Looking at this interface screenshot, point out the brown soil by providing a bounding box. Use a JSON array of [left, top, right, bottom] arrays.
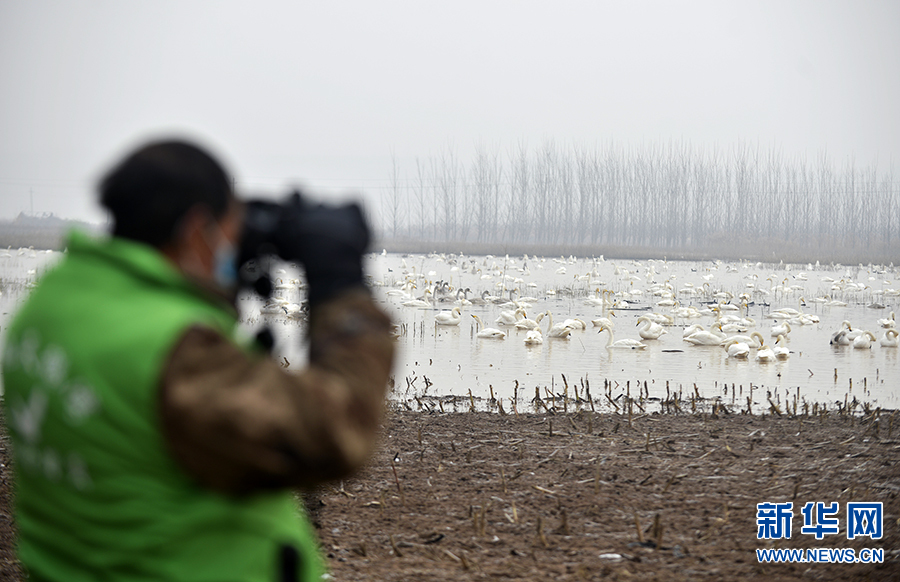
[[312, 409, 899, 581], [1, 409, 898, 581], [0, 420, 24, 582]]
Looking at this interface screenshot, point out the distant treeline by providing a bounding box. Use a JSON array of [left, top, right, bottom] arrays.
[[376, 141, 899, 264], [0, 213, 101, 251]]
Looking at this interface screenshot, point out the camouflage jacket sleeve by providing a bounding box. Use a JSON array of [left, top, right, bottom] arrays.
[[159, 290, 394, 495]]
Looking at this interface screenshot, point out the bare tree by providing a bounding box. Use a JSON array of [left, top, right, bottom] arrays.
[[408, 158, 430, 241], [383, 152, 404, 239], [384, 138, 897, 260]]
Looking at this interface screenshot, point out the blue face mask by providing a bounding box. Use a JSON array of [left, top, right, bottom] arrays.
[[213, 240, 238, 290], [200, 216, 239, 291]]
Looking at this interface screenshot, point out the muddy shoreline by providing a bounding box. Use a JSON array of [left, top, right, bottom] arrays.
[[1, 409, 898, 580]]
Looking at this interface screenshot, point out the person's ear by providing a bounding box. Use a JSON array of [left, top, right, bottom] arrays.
[[162, 205, 215, 274]]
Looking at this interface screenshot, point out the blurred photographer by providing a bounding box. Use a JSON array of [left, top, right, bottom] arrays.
[[2, 139, 394, 581]]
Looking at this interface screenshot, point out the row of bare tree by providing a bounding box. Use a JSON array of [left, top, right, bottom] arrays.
[[377, 141, 898, 260]]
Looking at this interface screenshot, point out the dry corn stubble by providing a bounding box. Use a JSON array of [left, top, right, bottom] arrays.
[[267, 408, 898, 581]]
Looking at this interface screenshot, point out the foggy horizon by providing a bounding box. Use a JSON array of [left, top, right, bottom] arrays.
[[2, 1, 899, 238]]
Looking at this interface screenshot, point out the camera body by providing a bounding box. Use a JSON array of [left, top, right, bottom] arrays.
[[238, 191, 370, 300]]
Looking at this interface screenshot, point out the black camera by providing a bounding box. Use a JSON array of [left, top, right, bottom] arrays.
[[238, 190, 371, 301]]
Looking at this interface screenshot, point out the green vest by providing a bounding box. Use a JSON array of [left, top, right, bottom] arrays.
[[2, 231, 323, 582]]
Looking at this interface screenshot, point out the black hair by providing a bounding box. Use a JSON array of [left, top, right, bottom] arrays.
[[100, 139, 233, 248]]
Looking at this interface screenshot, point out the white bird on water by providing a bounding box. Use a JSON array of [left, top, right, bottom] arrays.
[[597, 324, 647, 350], [723, 339, 750, 359], [720, 331, 766, 349], [584, 288, 606, 307], [402, 289, 433, 308], [471, 315, 506, 339], [830, 321, 853, 345], [643, 312, 674, 326], [773, 334, 790, 360], [515, 312, 545, 331], [544, 311, 576, 339], [591, 311, 616, 329], [683, 323, 706, 338], [524, 328, 543, 345], [636, 315, 667, 340], [434, 307, 462, 326], [684, 324, 725, 346], [495, 307, 526, 326], [852, 331, 877, 349], [756, 343, 776, 363], [562, 317, 588, 330], [881, 329, 899, 347], [770, 321, 792, 337]]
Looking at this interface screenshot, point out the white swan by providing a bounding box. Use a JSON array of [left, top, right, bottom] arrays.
[[434, 307, 462, 326], [852, 331, 876, 349], [260, 297, 290, 315], [471, 315, 506, 339], [773, 334, 790, 360], [386, 280, 416, 299], [584, 288, 606, 307], [524, 328, 543, 345], [724, 339, 750, 359], [684, 324, 725, 346], [454, 288, 473, 306], [830, 321, 853, 346], [680, 305, 704, 318], [495, 307, 526, 326], [636, 315, 667, 340], [846, 328, 864, 342], [878, 312, 896, 329], [402, 289, 433, 308], [750, 331, 766, 349], [881, 329, 899, 348], [562, 317, 587, 330], [719, 331, 766, 349], [796, 313, 819, 325], [683, 323, 706, 339], [720, 321, 748, 334], [597, 325, 647, 349], [769, 297, 805, 319], [515, 312, 545, 331], [756, 344, 776, 363], [717, 300, 740, 312], [591, 311, 616, 329], [770, 322, 792, 337], [643, 312, 674, 326], [767, 310, 793, 321], [544, 311, 575, 339]]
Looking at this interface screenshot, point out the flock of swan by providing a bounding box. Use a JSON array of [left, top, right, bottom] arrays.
[[371, 252, 898, 377], [422, 298, 898, 360], [2, 248, 895, 411], [142, 246, 900, 388], [225, 250, 898, 410], [223, 250, 899, 373]]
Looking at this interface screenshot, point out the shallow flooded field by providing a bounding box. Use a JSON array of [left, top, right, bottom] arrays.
[[363, 252, 899, 414], [1, 247, 897, 413]]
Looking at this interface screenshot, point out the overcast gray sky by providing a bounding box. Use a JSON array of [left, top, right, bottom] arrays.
[[1, 0, 898, 224]]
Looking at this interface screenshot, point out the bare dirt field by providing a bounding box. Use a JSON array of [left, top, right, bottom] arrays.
[[1, 408, 898, 581], [311, 409, 898, 581]]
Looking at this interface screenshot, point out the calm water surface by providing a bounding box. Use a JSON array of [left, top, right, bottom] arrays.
[[363, 252, 898, 413], [2, 248, 897, 413]]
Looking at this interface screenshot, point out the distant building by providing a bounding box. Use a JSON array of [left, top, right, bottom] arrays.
[[0, 213, 102, 250]]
